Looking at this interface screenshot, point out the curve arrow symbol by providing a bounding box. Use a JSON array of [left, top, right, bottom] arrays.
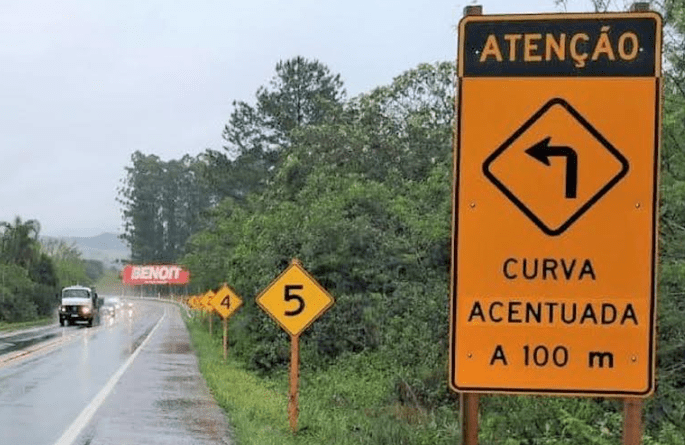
[[525, 136, 578, 199]]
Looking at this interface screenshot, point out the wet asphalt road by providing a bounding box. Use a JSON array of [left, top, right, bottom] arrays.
[[0, 325, 62, 357], [0, 300, 232, 445]]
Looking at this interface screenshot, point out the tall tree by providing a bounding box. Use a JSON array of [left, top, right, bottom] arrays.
[[118, 152, 166, 263], [224, 56, 345, 155], [118, 152, 212, 263], [41, 239, 91, 286], [277, 62, 454, 188], [0, 217, 41, 269], [202, 57, 346, 202]]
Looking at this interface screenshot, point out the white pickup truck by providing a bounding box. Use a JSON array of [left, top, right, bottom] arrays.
[[58, 285, 102, 327]]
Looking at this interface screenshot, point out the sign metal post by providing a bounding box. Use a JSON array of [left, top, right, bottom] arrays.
[[623, 397, 643, 445], [256, 259, 334, 433], [289, 333, 300, 432], [223, 318, 228, 360]]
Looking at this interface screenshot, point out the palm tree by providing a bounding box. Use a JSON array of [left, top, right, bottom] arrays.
[[0, 217, 41, 269]]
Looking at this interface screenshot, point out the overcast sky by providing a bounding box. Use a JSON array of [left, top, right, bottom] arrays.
[[0, 0, 596, 237]]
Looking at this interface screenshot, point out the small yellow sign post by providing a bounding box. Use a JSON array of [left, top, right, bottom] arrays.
[[201, 290, 215, 335], [209, 284, 243, 360], [200, 291, 213, 310], [256, 259, 335, 433]]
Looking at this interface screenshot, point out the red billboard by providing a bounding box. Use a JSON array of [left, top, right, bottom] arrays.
[[122, 265, 190, 285]]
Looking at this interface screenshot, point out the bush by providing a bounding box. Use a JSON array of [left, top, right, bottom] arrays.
[[0, 263, 40, 322]]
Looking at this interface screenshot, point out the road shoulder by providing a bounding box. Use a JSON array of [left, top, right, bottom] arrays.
[[73, 305, 233, 445]]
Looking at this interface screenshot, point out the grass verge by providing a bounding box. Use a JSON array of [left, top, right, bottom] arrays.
[[0, 316, 55, 333], [184, 315, 460, 444]]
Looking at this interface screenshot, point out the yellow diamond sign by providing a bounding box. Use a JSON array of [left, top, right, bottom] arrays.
[[209, 284, 243, 319], [483, 98, 629, 236], [201, 290, 215, 312], [256, 260, 334, 337]]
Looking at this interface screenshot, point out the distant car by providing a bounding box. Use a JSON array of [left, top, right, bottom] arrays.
[[101, 303, 116, 318], [107, 297, 123, 310]]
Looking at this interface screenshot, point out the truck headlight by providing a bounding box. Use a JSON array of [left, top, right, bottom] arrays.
[[60, 306, 66, 312]]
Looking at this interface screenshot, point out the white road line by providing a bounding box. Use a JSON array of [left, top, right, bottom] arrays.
[[53, 311, 167, 445]]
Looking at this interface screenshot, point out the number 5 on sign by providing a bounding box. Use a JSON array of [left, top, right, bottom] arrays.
[[257, 259, 334, 337], [256, 259, 335, 434]]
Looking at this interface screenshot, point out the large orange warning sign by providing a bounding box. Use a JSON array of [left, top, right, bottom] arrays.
[[450, 12, 662, 396]]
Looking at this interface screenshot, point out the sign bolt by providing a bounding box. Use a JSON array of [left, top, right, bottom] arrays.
[[469, 202, 476, 209], [631, 355, 638, 362], [635, 202, 641, 209], [467, 353, 473, 358]]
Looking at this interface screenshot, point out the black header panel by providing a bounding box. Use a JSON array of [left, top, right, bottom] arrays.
[[459, 13, 661, 77]]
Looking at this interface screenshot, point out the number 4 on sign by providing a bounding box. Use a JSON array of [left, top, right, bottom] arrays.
[[209, 284, 243, 320]]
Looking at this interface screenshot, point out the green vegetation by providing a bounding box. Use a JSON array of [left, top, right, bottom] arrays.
[[0, 317, 54, 333], [186, 314, 461, 445], [0, 217, 105, 323], [93, 267, 125, 295], [120, 3, 685, 442], [118, 153, 212, 264]]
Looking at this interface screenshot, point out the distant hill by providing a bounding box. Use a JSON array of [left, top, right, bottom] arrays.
[[43, 232, 130, 268], [67, 233, 128, 252]]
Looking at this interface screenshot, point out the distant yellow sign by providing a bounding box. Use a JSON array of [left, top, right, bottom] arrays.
[[257, 260, 334, 337], [209, 284, 243, 319], [191, 295, 201, 309], [201, 290, 215, 312]]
